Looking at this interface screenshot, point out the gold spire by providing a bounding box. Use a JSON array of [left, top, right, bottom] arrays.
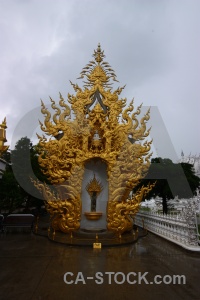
[[78, 43, 118, 87], [93, 43, 104, 63], [0, 118, 9, 155]]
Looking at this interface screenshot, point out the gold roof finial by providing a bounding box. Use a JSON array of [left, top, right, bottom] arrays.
[[78, 43, 118, 87], [0, 117, 9, 154], [94, 43, 104, 64], [0, 117, 7, 129]]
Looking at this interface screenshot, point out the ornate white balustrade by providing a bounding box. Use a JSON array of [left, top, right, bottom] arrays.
[[134, 198, 200, 251]]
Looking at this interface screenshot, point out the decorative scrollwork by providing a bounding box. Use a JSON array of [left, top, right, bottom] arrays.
[[36, 44, 153, 234]]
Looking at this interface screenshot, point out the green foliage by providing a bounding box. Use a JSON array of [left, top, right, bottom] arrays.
[[0, 164, 23, 213], [0, 137, 49, 214], [181, 163, 200, 194], [140, 207, 151, 212], [133, 157, 200, 214]]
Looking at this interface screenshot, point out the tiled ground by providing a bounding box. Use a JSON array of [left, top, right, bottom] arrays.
[[0, 231, 200, 300]]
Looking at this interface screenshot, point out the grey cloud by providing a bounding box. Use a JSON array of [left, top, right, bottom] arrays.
[[0, 0, 199, 158]]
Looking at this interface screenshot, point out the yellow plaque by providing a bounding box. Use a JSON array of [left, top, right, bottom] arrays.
[[93, 242, 102, 249]]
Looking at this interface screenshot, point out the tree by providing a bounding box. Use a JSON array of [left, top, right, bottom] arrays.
[[133, 157, 200, 214], [11, 137, 50, 212], [0, 137, 49, 214], [0, 154, 23, 213], [180, 163, 200, 194]]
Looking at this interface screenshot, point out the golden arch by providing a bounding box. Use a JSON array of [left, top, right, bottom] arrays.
[[35, 44, 154, 235]]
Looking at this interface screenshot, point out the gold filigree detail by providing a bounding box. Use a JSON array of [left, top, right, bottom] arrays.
[[86, 174, 103, 198], [107, 182, 156, 234], [36, 44, 153, 234], [32, 165, 83, 233], [78, 43, 118, 88]]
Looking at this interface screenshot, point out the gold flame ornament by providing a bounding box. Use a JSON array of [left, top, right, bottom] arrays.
[[35, 44, 154, 235], [86, 174, 103, 212], [86, 175, 103, 198]]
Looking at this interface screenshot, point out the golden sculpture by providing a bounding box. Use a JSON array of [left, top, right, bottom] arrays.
[[86, 175, 103, 207], [35, 44, 154, 235], [85, 174, 103, 220], [0, 118, 9, 155]]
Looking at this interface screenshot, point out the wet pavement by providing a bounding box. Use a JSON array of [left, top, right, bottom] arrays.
[[0, 231, 200, 300]]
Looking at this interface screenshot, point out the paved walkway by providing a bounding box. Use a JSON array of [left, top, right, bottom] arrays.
[[0, 231, 200, 300]]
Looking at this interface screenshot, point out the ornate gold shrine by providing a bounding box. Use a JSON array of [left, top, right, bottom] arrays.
[[35, 44, 154, 236]]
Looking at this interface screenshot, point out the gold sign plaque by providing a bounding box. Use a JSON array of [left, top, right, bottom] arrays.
[[93, 242, 102, 249]]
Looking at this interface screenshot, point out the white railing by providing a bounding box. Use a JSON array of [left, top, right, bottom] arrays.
[[134, 198, 200, 251]]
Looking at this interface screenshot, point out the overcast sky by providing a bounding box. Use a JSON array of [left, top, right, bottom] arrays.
[[0, 0, 199, 161]]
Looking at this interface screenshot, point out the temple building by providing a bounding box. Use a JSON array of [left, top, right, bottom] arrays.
[[180, 151, 200, 178]]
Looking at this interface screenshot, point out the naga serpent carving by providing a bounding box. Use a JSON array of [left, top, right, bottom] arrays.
[[35, 44, 154, 235]]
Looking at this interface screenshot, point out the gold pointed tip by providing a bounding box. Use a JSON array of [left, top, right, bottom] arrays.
[[97, 43, 101, 52], [1, 117, 7, 128]]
